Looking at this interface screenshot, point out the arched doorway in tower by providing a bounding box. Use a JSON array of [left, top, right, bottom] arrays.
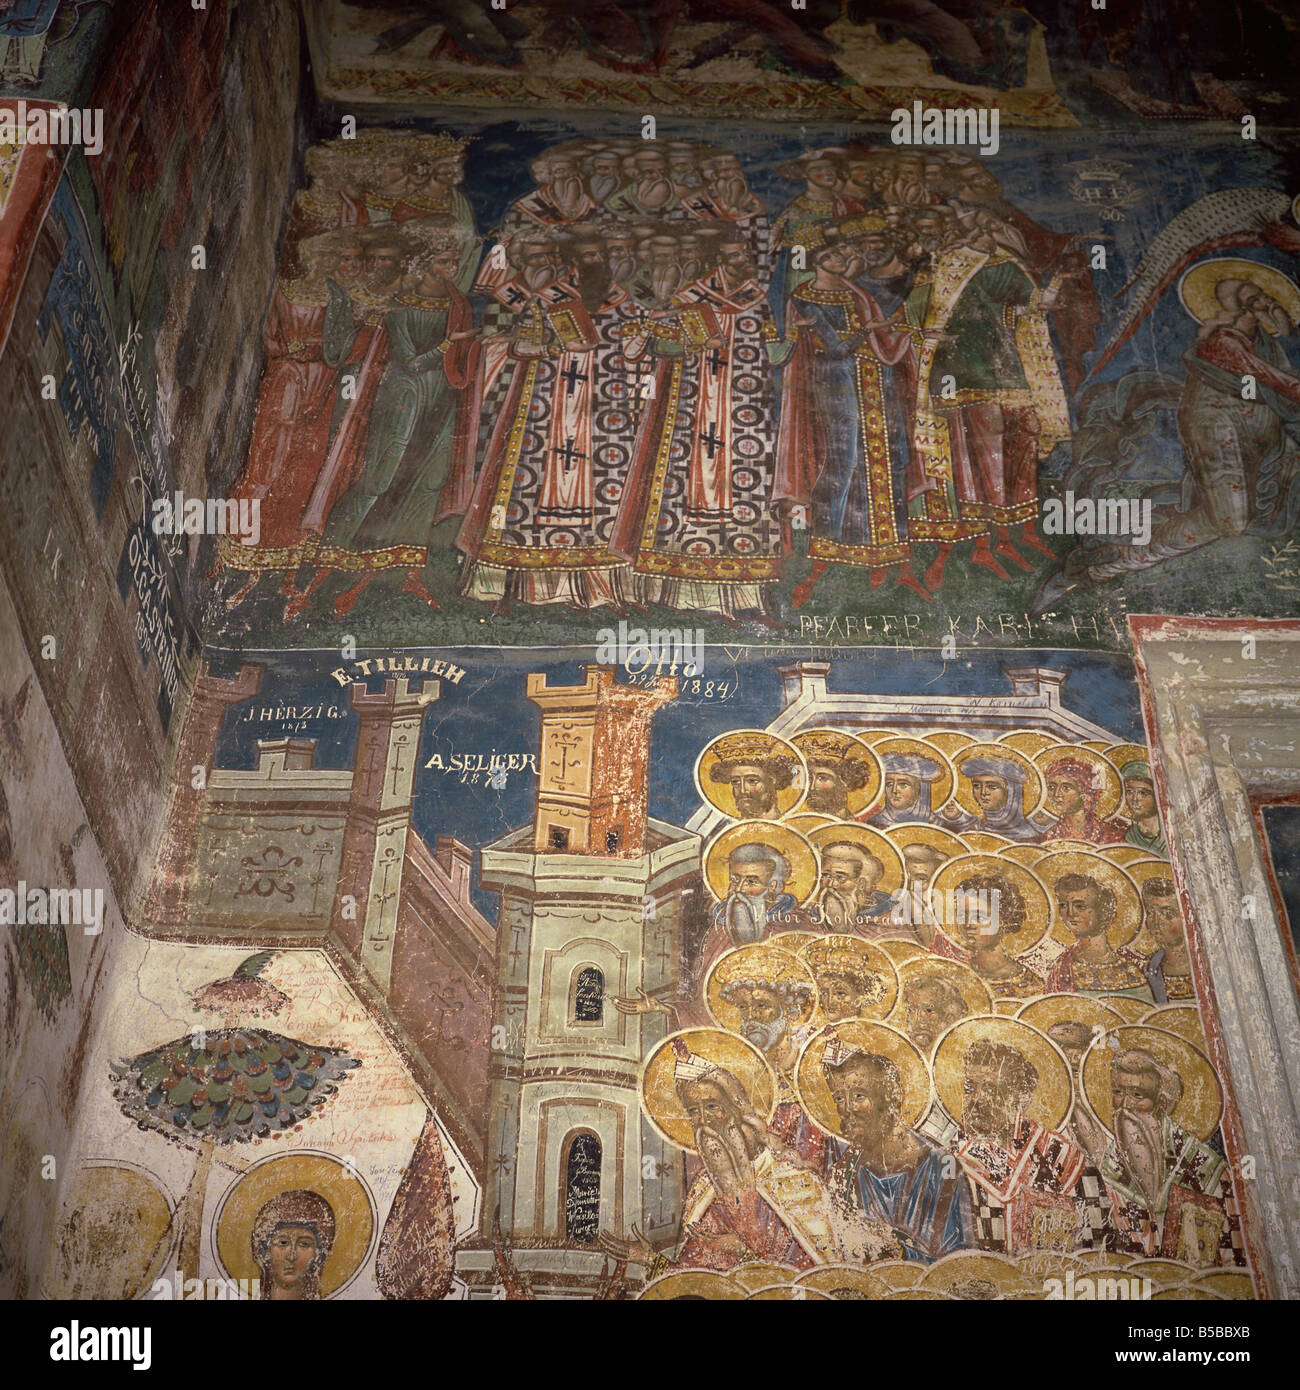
[[562, 1130, 601, 1244]]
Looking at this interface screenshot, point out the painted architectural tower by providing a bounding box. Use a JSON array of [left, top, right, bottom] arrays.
[[456, 666, 700, 1298]]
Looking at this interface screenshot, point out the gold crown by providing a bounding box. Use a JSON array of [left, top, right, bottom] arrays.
[[713, 946, 808, 992], [711, 733, 782, 765], [797, 731, 864, 763], [802, 940, 872, 976]]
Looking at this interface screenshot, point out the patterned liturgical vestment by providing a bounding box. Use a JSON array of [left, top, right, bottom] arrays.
[[611, 268, 783, 618]]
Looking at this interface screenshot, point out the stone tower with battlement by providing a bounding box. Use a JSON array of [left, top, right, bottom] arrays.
[[456, 665, 700, 1298]]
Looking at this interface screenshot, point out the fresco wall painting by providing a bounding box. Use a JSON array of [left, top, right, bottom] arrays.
[[1, 0, 1300, 1312]]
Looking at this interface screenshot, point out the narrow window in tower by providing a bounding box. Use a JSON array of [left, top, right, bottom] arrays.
[[564, 1132, 602, 1244], [573, 966, 604, 1023], [605, 826, 622, 853], [549, 825, 570, 851]]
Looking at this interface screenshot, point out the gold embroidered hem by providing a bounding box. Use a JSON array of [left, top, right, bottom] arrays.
[[633, 550, 783, 583], [478, 542, 627, 572], [215, 533, 322, 572]]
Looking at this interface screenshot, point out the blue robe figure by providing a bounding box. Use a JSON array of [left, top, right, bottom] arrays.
[[829, 1131, 973, 1263]]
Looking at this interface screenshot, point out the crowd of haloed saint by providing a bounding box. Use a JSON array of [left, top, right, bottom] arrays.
[[210, 128, 1098, 628], [621, 724, 1250, 1299]]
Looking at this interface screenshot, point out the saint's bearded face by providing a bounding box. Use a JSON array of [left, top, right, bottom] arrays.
[[363, 246, 404, 290], [815, 971, 864, 1023], [1113, 1066, 1161, 1120], [518, 243, 560, 289], [826, 1058, 897, 1150], [904, 981, 964, 1051], [963, 1060, 1021, 1141], [728, 765, 777, 818], [727, 984, 791, 1055], [726, 857, 775, 903], [806, 765, 849, 817], [681, 1079, 758, 1196]]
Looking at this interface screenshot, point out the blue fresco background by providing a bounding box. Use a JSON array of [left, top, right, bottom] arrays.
[[207, 642, 1142, 918]]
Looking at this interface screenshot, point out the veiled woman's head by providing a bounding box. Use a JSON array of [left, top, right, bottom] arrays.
[[253, 1189, 336, 1300]]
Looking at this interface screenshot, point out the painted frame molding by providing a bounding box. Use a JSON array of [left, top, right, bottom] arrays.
[[1130, 616, 1300, 1300]]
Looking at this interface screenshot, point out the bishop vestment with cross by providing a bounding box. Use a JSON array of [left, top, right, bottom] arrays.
[[456, 265, 642, 611], [610, 242, 785, 620]]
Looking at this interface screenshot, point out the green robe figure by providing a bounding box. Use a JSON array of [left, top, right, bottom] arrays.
[[295, 226, 480, 616], [903, 234, 1070, 591]]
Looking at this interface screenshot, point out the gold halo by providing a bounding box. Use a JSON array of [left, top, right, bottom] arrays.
[[1150, 1284, 1225, 1301], [873, 937, 927, 965], [809, 822, 905, 894], [931, 853, 1052, 956], [1179, 256, 1300, 331], [873, 1259, 924, 1288], [1035, 849, 1142, 950], [706, 945, 818, 1033], [214, 1151, 375, 1298], [882, 1287, 946, 1299], [1102, 844, 1150, 866], [933, 1015, 1073, 1132], [1016, 993, 1127, 1051], [926, 731, 975, 759], [747, 1284, 832, 1300], [1108, 743, 1151, 775], [1193, 1270, 1255, 1299], [1096, 994, 1150, 1022], [1140, 1004, 1207, 1052], [1019, 1248, 1085, 1282], [791, 728, 882, 816], [1073, 1249, 1130, 1269], [1082, 1025, 1223, 1141], [730, 1261, 801, 1291], [1035, 743, 1124, 821], [889, 957, 994, 1054], [1000, 844, 1048, 868], [883, 823, 969, 878], [639, 1269, 745, 1300], [855, 728, 900, 745], [795, 1264, 904, 1299], [1124, 856, 1182, 956], [694, 728, 807, 820], [1126, 1257, 1200, 1286], [641, 1028, 777, 1153], [1081, 740, 1111, 753], [43, 1163, 175, 1300], [783, 812, 836, 837], [920, 1249, 1036, 1297], [952, 743, 1045, 818], [962, 830, 1014, 853], [702, 821, 820, 907], [795, 1021, 931, 1137], [999, 729, 1059, 758], [797, 935, 900, 1021], [1042, 838, 1105, 853], [869, 736, 956, 814]]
